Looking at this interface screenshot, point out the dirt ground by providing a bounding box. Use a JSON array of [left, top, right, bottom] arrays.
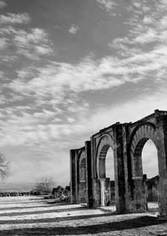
[[0, 196, 166, 235]]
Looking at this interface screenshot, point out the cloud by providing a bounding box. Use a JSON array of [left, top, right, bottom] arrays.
[[0, 13, 30, 24], [0, 80, 165, 184], [14, 28, 52, 58], [80, 87, 167, 133], [0, 81, 167, 149], [15, 28, 48, 44], [108, 0, 167, 80], [132, 2, 142, 9], [68, 24, 79, 34], [7, 6, 167, 123], [0, 0, 167, 184], [134, 28, 158, 44], [9, 56, 143, 110], [0, 10, 51, 59], [0, 37, 8, 49], [96, 0, 116, 12], [0, 97, 89, 147], [0, 25, 52, 59], [8, 37, 167, 108], [1, 0, 167, 150]]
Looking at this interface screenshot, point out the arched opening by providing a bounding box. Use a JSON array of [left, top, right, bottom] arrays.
[[106, 148, 114, 180], [105, 147, 115, 209], [98, 146, 115, 210], [79, 156, 87, 203], [79, 158, 86, 182], [142, 139, 159, 212]]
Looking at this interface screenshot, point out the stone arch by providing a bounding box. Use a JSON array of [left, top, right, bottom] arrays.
[[70, 111, 167, 215], [78, 150, 87, 203], [96, 134, 115, 179], [79, 151, 86, 182], [129, 123, 159, 211], [95, 134, 116, 207], [130, 123, 157, 178]]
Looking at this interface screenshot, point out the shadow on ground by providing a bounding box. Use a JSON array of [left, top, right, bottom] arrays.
[[0, 212, 112, 224], [0, 206, 87, 217], [1, 216, 167, 236]]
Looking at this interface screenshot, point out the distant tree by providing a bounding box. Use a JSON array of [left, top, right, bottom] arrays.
[[0, 152, 9, 180], [33, 177, 55, 195]]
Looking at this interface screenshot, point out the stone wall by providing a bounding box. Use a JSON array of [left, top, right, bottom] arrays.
[[70, 110, 167, 216]]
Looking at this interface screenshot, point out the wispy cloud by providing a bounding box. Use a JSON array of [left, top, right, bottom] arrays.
[[8, 40, 167, 107], [96, 0, 116, 12], [0, 37, 8, 49], [14, 28, 52, 58], [2, 82, 166, 147], [8, 56, 143, 111], [0, 13, 30, 24], [0, 19, 52, 59], [0, 0, 167, 184], [1, 0, 167, 148], [0, 104, 87, 147], [68, 24, 79, 35]]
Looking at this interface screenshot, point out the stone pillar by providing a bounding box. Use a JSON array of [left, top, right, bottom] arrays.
[[131, 150, 147, 212], [105, 178, 111, 205], [100, 178, 105, 206], [70, 149, 77, 203], [132, 176, 147, 212], [155, 110, 167, 216], [122, 123, 133, 212], [92, 178, 100, 207], [90, 136, 100, 208], [113, 124, 126, 213], [143, 174, 148, 211], [85, 141, 93, 208]]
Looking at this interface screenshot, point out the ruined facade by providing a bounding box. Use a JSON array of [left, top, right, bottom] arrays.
[[70, 110, 167, 216]]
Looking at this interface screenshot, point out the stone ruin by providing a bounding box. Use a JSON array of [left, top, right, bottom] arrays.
[[70, 110, 167, 216]]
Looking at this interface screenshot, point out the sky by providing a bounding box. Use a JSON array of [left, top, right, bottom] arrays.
[[0, 0, 166, 186]]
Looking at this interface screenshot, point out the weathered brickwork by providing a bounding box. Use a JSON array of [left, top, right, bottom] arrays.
[[70, 147, 87, 203], [70, 110, 167, 216]]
